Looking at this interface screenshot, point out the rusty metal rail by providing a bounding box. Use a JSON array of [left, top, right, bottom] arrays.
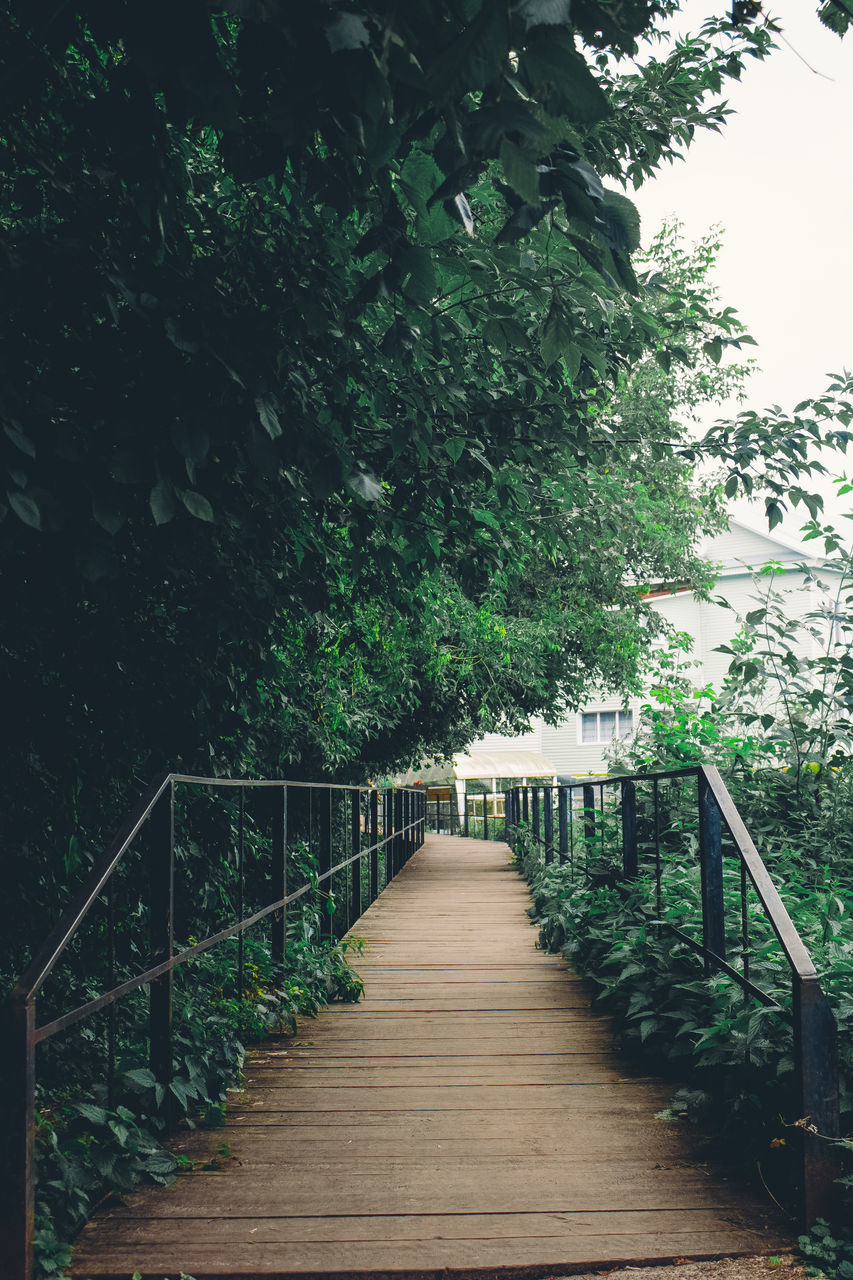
[[0, 773, 425, 1280], [506, 763, 842, 1228]]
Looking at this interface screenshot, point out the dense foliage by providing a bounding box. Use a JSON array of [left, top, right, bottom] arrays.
[[3, 4, 852, 1269], [3, 1, 852, 905], [515, 541, 853, 1234], [32, 812, 367, 1277]]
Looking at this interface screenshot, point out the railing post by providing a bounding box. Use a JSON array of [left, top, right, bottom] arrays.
[[383, 788, 391, 886], [393, 789, 403, 878], [318, 787, 333, 937], [794, 975, 842, 1226], [543, 786, 554, 863], [696, 768, 722, 967], [621, 779, 638, 878], [483, 798, 489, 841], [463, 789, 469, 837], [522, 786, 529, 826], [149, 782, 174, 1105], [582, 784, 595, 845], [350, 790, 361, 924], [698, 770, 725, 973], [405, 790, 412, 861], [558, 786, 568, 864], [0, 997, 35, 1280], [369, 789, 379, 902], [532, 787, 540, 846], [272, 785, 288, 971]]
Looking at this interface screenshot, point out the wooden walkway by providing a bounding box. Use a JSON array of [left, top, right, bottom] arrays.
[[70, 834, 788, 1279]]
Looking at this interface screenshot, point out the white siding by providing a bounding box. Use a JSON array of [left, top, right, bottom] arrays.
[[465, 521, 839, 778], [472, 725, 543, 753]]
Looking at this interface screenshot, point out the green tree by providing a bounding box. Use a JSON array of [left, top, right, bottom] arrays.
[[0, 1, 845, 937]]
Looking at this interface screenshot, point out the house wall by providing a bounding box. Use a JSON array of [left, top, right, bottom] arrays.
[[468, 519, 840, 778]]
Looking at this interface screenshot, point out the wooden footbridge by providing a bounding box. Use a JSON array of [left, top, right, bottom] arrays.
[[1, 771, 842, 1279], [71, 831, 785, 1278]]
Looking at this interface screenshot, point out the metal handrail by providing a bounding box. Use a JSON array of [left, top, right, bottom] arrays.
[[505, 763, 842, 1227], [1, 772, 427, 1280]]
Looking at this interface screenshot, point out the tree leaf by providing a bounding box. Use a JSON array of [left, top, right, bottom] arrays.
[[7, 490, 41, 530], [520, 29, 611, 123], [180, 489, 215, 521], [499, 138, 540, 205], [347, 471, 383, 502], [597, 190, 641, 253], [255, 392, 282, 439], [325, 14, 370, 53], [4, 423, 36, 458], [426, 4, 509, 103], [150, 481, 176, 525], [516, 0, 572, 28], [93, 500, 126, 535], [445, 193, 474, 235], [445, 438, 466, 464], [541, 293, 574, 368]]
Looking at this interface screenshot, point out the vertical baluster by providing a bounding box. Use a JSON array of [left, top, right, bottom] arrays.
[[463, 785, 469, 837], [582, 783, 595, 848], [653, 779, 662, 935], [107, 878, 117, 1111], [393, 790, 403, 877], [697, 770, 725, 974], [543, 786, 553, 863], [318, 787, 332, 937], [237, 786, 245, 1001], [621, 779, 637, 878], [383, 788, 390, 883], [532, 787, 540, 847], [370, 790, 379, 902], [404, 790, 410, 861], [569, 787, 575, 878], [271, 785, 287, 972], [149, 782, 174, 1112], [341, 793, 350, 934], [599, 784, 606, 864], [483, 792, 489, 841], [558, 786, 568, 865], [794, 976, 841, 1226], [740, 859, 750, 990], [351, 790, 361, 924], [0, 996, 35, 1280]]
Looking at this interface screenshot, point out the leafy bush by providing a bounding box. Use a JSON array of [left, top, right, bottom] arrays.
[[31, 882, 363, 1278], [513, 802, 853, 1217]]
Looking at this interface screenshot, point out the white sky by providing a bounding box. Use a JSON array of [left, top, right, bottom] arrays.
[[631, 1, 853, 542]]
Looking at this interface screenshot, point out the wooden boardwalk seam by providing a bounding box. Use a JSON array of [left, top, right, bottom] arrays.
[[70, 834, 789, 1279]]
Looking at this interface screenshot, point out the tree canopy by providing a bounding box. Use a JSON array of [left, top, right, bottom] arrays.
[[1, 1, 850, 890]]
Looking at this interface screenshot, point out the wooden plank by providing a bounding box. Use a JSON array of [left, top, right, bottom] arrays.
[[85, 1159, 761, 1218], [77, 1207, 771, 1246], [70, 833, 790, 1278]]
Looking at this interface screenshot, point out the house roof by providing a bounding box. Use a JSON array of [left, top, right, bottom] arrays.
[[400, 748, 557, 786], [699, 518, 826, 577]]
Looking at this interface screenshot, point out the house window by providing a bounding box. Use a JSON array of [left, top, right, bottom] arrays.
[[579, 709, 633, 743]]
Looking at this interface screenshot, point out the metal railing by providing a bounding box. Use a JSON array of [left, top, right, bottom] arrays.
[[0, 773, 425, 1280], [425, 796, 504, 839], [505, 764, 842, 1227]]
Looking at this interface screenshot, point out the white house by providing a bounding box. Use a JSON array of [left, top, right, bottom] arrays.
[[467, 519, 832, 780]]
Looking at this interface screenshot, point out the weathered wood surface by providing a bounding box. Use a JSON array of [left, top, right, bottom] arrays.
[[70, 834, 789, 1279]]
